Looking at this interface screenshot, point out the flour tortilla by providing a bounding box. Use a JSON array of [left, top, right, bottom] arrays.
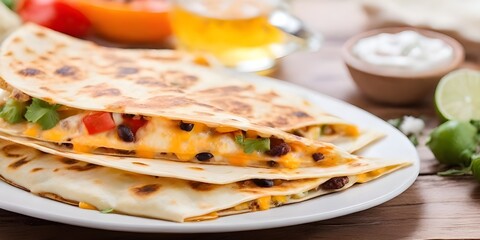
[[0, 131, 411, 184], [0, 139, 405, 222], [0, 24, 378, 168]]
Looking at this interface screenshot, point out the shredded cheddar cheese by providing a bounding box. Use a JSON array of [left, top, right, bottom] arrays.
[[257, 196, 272, 210], [42, 129, 65, 142], [279, 154, 300, 169], [78, 202, 97, 210], [23, 124, 40, 137], [215, 126, 238, 133]]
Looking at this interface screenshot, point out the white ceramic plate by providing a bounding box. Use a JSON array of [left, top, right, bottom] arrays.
[[0, 75, 420, 233]]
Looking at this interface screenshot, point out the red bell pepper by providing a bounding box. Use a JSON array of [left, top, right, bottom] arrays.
[[82, 112, 116, 135], [17, 0, 91, 38]]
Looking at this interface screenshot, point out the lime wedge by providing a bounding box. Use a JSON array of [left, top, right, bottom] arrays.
[[435, 69, 480, 121]]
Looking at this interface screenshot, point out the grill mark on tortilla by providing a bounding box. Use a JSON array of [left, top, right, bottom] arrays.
[[35, 31, 46, 38], [12, 37, 21, 43], [18, 68, 43, 77], [131, 184, 161, 197], [141, 53, 181, 61], [39, 86, 66, 94], [59, 158, 79, 165], [8, 157, 30, 169], [197, 85, 254, 95], [4, 51, 13, 57], [104, 103, 126, 112], [136, 77, 168, 87], [55, 66, 78, 77], [211, 99, 252, 115], [92, 88, 121, 98], [132, 162, 148, 166], [272, 116, 289, 126], [117, 67, 139, 77], [31, 167, 43, 172], [80, 83, 122, 98], [292, 111, 310, 118], [24, 47, 34, 54], [67, 163, 99, 171], [2, 144, 25, 158], [188, 167, 204, 171], [160, 70, 198, 88], [189, 181, 217, 192], [145, 96, 196, 109]]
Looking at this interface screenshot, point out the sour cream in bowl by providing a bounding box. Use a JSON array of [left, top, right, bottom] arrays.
[[342, 27, 464, 105]]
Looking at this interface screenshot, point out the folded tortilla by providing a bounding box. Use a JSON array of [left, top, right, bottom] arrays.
[[0, 24, 378, 169], [0, 139, 407, 222], [0, 131, 410, 184]]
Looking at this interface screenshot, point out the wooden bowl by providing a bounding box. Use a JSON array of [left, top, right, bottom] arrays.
[[342, 27, 465, 105]]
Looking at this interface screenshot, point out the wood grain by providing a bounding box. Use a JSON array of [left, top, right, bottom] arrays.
[[1, 0, 479, 239]]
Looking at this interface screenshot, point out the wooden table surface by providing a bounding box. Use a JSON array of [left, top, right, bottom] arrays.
[[2, 1, 479, 239]]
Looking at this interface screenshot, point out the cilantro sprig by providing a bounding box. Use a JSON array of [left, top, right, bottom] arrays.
[[0, 99, 27, 124], [25, 98, 61, 130], [235, 134, 270, 154]]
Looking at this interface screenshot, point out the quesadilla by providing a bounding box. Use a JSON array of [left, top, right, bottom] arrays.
[[0, 24, 374, 169], [0, 131, 410, 184], [0, 139, 407, 222]]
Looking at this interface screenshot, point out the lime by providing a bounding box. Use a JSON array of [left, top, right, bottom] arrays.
[[435, 69, 480, 122], [427, 120, 477, 166]]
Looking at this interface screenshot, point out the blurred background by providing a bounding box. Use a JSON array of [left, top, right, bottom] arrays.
[[1, 0, 477, 109]]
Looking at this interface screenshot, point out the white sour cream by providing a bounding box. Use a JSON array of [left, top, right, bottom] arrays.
[[352, 30, 453, 71]]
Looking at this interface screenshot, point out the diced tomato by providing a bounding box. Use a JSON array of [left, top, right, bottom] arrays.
[[17, 0, 91, 38], [83, 112, 116, 135], [122, 114, 147, 134]]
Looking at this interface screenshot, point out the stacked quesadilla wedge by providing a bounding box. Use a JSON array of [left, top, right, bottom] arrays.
[[0, 24, 413, 222]]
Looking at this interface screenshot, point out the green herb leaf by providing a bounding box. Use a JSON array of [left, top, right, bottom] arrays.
[[235, 134, 244, 145], [437, 167, 472, 176], [242, 138, 270, 154], [0, 99, 27, 124], [387, 117, 403, 129], [100, 208, 114, 214], [408, 134, 419, 146], [1, 0, 14, 9], [234, 133, 270, 154], [25, 98, 61, 130]]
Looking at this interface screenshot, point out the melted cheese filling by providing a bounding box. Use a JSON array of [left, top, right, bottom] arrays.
[[19, 112, 331, 169]]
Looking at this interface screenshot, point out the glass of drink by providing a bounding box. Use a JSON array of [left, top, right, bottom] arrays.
[[170, 0, 321, 73]]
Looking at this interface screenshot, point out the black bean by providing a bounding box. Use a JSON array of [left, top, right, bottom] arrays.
[[267, 160, 279, 168], [252, 179, 274, 188], [117, 124, 135, 142], [179, 121, 194, 132], [123, 114, 136, 119], [266, 138, 291, 157], [59, 142, 73, 149], [312, 153, 325, 162], [321, 176, 349, 190], [195, 152, 213, 161]]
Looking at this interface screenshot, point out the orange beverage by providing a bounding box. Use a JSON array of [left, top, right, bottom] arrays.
[[171, 0, 288, 72]]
